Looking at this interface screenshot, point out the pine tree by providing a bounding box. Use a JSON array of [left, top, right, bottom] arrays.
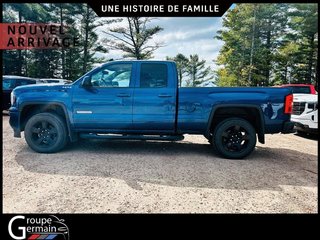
[[166, 53, 189, 87], [288, 4, 318, 86], [103, 17, 163, 59], [215, 3, 317, 87], [186, 55, 212, 87]]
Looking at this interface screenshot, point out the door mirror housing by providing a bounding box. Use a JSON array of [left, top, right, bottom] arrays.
[[102, 70, 109, 75], [81, 76, 92, 88]]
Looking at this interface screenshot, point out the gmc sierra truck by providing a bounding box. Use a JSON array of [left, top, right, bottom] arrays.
[[9, 60, 294, 159]]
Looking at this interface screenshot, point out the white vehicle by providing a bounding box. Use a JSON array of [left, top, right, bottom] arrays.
[[291, 94, 318, 134]]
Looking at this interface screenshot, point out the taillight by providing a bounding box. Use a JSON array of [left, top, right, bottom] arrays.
[[284, 94, 293, 114]]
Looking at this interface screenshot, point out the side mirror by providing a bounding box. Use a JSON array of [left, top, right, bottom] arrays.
[[102, 70, 109, 75], [81, 76, 92, 88]]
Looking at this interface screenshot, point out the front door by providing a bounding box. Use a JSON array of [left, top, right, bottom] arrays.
[[72, 63, 135, 130]]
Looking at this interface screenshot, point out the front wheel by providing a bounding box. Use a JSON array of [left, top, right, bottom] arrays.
[[24, 112, 67, 153], [296, 130, 306, 136], [213, 118, 256, 159]]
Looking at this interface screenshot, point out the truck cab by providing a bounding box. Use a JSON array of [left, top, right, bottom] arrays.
[[73, 61, 177, 132]]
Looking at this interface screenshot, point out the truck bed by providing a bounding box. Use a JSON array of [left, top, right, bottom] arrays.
[[177, 87, 291, 134]]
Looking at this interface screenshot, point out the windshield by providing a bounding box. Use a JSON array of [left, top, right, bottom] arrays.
[[288, 86, 311, 94], [3, 78, 14, 90]]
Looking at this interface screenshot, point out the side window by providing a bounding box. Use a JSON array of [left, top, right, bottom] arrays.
[[91, 63, 132, 88], [3, 79, 13, 90], [140, 63, 167, 88], [16, 79, 35, 86]]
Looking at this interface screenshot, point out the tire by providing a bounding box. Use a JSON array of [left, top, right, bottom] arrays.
[[296, 130, 306, 136], [24, 112, 67, 153], [213, 117, 256, 159]]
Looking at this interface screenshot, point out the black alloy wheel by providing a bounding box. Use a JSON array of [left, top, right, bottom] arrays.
[[30, 120, 58, 147], [213, 118, 256, 159], [24, 112, 67, 153]]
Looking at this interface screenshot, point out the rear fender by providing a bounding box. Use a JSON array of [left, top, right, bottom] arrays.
[[205, 104, 265, 144]]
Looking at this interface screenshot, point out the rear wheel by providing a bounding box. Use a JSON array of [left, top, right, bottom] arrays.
[[24, 112, 67, 153], [213, 118, 256, 159]]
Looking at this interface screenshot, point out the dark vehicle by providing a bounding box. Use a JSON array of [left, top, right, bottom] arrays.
[[278, 84, 317, 94], [2, 75, 37, 110], [9, 61, 294, 159]]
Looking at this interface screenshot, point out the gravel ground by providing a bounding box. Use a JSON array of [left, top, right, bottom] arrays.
[[3, 115, 318, 213]]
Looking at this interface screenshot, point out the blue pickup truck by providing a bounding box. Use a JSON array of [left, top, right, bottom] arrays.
[[9, 60, 294, 159]]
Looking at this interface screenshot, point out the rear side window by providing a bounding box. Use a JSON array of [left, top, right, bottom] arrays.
[[3, 78, 13, 90], [140, 63, 167, 88]]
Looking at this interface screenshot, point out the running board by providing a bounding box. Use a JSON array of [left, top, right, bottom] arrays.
[[79, 133, 184, 141]]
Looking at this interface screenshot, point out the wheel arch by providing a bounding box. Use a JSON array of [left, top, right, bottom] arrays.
[[19, 102, 76, 142], [205, 104, 265, 144]]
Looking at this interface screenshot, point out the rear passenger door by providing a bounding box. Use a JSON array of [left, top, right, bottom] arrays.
[[132, 62, 177, 133]]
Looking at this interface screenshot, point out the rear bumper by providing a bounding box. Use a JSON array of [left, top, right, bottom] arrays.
[[281, 121, 295, 134]]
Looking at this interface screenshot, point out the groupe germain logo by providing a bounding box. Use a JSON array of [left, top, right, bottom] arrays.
[[8, 215, 69, 240]]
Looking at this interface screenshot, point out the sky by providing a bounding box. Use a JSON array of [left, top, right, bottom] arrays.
[[96, 17, 225, 70]]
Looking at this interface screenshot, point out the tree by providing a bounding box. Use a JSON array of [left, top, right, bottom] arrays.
[[20, 3, 82, 79], [2, 3, 47, 76], [258, 4, 289, 86], [215, 4, 259, 86], [103, 17, 163, 59], [273, 42, 300, 85], [288, 4, 318, 86], [78, 4, 114, 73], [214, 3, 318, 87], [2, 3, 112, 80], [186, 54, 212, 87], [215, 68, 238, 87], [248, 5, 257, 85], [166, 53, 189, 87]]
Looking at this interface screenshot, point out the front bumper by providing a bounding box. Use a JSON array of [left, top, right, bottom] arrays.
[[291, 116, 318, 129], [294, 122, 318, 134], [9, 107, 21, 138], [281, 121, 295, 134]]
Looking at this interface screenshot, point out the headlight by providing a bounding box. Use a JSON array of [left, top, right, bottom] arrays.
[[308, 102, 318, 110], [10, 91, 16, 105]]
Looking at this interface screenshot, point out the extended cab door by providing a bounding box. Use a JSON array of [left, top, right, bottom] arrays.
[[132, 62, 177, 133], [72, 63, 135, 130]]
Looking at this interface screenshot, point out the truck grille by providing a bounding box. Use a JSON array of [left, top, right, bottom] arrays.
[[292, 102, 306, 115]]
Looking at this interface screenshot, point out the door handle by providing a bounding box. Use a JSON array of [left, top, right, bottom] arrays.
[[158, 94, 172, 98], [117, 93, 131, 97]]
